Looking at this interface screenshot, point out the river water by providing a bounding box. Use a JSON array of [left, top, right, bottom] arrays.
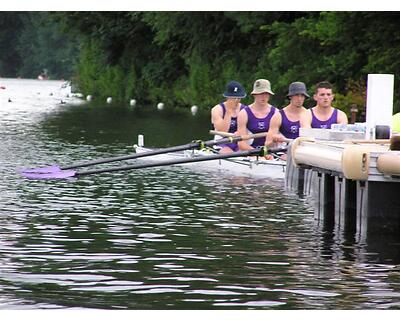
[[0, 78, 399, 310]]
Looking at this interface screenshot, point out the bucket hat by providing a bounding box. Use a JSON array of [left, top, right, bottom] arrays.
[[287, 81, 310, 98], [222, 81, 246, 98], [251, 79, 274, 95]]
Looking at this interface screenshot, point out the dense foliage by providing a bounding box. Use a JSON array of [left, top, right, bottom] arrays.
[[0, 12, 78, 79], [1, 12, 400, 113]]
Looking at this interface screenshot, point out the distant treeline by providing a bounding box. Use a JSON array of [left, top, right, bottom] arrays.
[[0, 12, 78, 80], [1, 12, 400, 113]]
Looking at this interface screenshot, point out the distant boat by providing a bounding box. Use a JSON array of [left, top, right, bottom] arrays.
[[38, 69, 49, 80], [37, 73, 49, 80]]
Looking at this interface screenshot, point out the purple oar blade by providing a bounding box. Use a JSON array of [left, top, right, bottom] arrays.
[[21, 169, 77, 180], [20, 165, 62, 174]]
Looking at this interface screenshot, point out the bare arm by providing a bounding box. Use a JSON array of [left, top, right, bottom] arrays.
[[211, 104, 231, 132], [337, 110, 349, 124], [300, 109, 312, 128], [265, 112, 282, 146], [237, 109, 253, 151]]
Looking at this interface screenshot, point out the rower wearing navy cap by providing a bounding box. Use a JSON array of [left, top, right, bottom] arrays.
[[211, 80, 247, 153]]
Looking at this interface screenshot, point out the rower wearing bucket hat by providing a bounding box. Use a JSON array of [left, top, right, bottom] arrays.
[[266, 82, 309, 148], [300, 81, 348, 129], [211, 80, 247, 153], [237, 79, 277, 158]]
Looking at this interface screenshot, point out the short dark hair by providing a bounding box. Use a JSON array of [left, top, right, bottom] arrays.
[[315, 81, 333, 92]]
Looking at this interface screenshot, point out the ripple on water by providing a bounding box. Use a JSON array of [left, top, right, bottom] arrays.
[[1, 79, 400, 309], [213, 300, 286, 307]]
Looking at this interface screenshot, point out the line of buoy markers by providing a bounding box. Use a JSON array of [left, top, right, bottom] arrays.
[[83, 95, 199, 115]]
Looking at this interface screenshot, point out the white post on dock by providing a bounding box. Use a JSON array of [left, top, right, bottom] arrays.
[[138, 134, 144, 147], [365, 74, 394, 139]]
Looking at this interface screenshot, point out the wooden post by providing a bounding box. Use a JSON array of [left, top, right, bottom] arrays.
[[350, 104, 358, 124]]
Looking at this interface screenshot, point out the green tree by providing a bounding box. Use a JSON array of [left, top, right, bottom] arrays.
[[0, 12, 26, 76], [17, 12, 79, 79], [24, 11, 400, 113]]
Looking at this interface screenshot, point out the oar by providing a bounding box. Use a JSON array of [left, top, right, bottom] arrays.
[[21, 146, 287, 180], [20, 132, 270, 175]]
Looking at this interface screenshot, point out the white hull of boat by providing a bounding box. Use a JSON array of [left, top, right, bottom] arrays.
[[133, 145, 286, 180]]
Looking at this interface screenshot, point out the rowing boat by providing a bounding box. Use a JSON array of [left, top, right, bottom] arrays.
[[133, 135, 287, 180]]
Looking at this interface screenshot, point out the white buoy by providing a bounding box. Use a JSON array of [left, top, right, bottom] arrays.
[[106, 97, 112, 104], [138, 134, 144, 147], [190, 105, 198, 116], [157, 102, 164, 110], [86, 95, 93, 102], [130, 99, 137, 107]]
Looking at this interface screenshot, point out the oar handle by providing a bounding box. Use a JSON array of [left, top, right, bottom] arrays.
[[209, 130, 236, 137], [237, 132, 268, 141]]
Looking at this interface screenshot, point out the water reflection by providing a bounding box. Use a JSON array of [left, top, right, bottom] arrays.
[[311, 211, 400, 265]]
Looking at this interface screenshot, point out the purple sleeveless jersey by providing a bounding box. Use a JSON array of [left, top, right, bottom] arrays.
[[279, 109, 300, 139], [244, 105, 276, 147], [216, 103, 246, 151], [311, 108, 338, 129]]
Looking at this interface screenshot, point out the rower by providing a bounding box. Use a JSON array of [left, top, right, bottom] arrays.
[[237, 78, 277, 159], [210, 80, 247, 154], [266, 82, 309, 160], [300, 81, 348, 129]]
